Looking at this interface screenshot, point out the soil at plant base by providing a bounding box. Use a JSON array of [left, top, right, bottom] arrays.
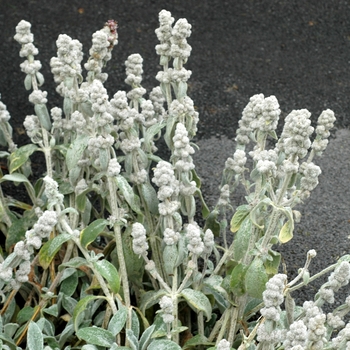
[[1, 0, 350, 308]]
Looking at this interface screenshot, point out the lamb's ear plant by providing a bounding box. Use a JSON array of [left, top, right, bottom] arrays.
[[0, 9, 349, 350]]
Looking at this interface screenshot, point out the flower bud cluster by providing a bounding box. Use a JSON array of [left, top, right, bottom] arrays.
[[131, 223, 149, 257], [312, 109, 336, 155], [23, 114, 41, 140], [149, 87, 165, 119], [156, 67, 191, 85], [50, 34, 83, 96], [141, 100, 157, 127], [169, 97, 199, 137], [29, 90, 48, 105], [249, 95, 280, 133], [109, 91, 135, 131], [185, 223, 204, 255], [235, 93, 265, 145], [251, 149, 278, 176], [302, 301, 327, 349], [155, 10, 174, 58], [277, 109, 314, 159], [170, 18, 192, 62], [283, 320, 308, 350], [159, 296, 174, 324], [225, 149, 247, 175], [202, 229, 214, 255], [299, 162, 321, 192], [152, 161, 180, 216], [44, 176, 64, 208], [85, 21, 118, 83], [125, 54, 143, 87], [173, 123, 195, 173], [107, 158, 121, 177], [257, 274, 286, 345], [163, 228, 181, 246], [216, 339, 231, 350], [331, 323, 350, 349]]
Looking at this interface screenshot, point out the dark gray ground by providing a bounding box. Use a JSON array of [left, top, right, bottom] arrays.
[[1, 0, 350, 307]]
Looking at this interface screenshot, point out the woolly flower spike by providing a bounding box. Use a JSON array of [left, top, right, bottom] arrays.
[[141, 100, 157, 127], [28, 90, 48, 105], [169, 97, 199, 137], [14, 241, 30, 261], [283, 320, 308, 350], [302, 301, 327, 349], [186, 223, 204, 255], [107, 158, 121, 177], [15, 261, 31, 283], [163, 228, 181, 245], [249, 95, 280, 133], [261, 273, 286, 318], [218, 184, 230, 207], [153, 162, 180, 214], [225, 149, 247, 174], [155, 10, 174, 58], [159, 296, 174, 324], [300, 162, 321, 192], [277, 109, 314, 159], [328, 261, 350, 292], [125, 54, 143, 86], [173, 123, 195, 172], [109, 91, 134, 131], [44, 176, 64, 208], [0, 263, 13, 283], [235, 94, 265, 145], [216, 339, 231, 350], [202, 229, 215, 255], [50, 34, 83, 86], [32, 210, 58, 238], [131, 223, 149, 256], [0, 101, 11, 123], [149, 86, 165, 118], [251, 149, 278, 176], [14, 20, 34, 45], [170, 18, 192, 61], [331, 323, 350, 348], [312, 109, 336, 155]]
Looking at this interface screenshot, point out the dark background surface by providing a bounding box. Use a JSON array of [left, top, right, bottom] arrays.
[[1, 0, 350, 307]]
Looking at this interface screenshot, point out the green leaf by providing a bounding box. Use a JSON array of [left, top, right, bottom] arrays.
[[140, 183, 159, 215], [59, 257, 88, 269], [264, 250, 281, 275], [9, 144, 38, 173], [73, 295, 104, 332], [80, 219, 108, 248], [27, 321, 44, 350], [230, 263, 248, 297], [115, 175, 141, 214], [180, 289, 212, 320], [77, 327, 115, 347], [140, 289, 168, 315], [233, 217, 252, 261], [66, 134, 89, 171], [16, 306, 34, 325], [131, 309, 140, 340], [126, 329, 139, 350], [34, 103, 51, 130], [204, 210, 221, 237], [43, 304, 58, 317], [163, 244, 178, 277], [0, 173, 31, 185], [230, 205, 250, 233], [139, 325, 155, 350], [183, 334, 214, 349], [93, 259, 120, 294], [39, 233, 71, 269], [60, 270, 78, 296], [278, 219, 294, 243], [108, 306, 128, 336], [147, 339, 181, 350], [245, 258, 268, 299]]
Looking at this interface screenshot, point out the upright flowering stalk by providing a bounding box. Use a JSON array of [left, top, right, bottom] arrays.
[[256, 274, 286, 350]]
